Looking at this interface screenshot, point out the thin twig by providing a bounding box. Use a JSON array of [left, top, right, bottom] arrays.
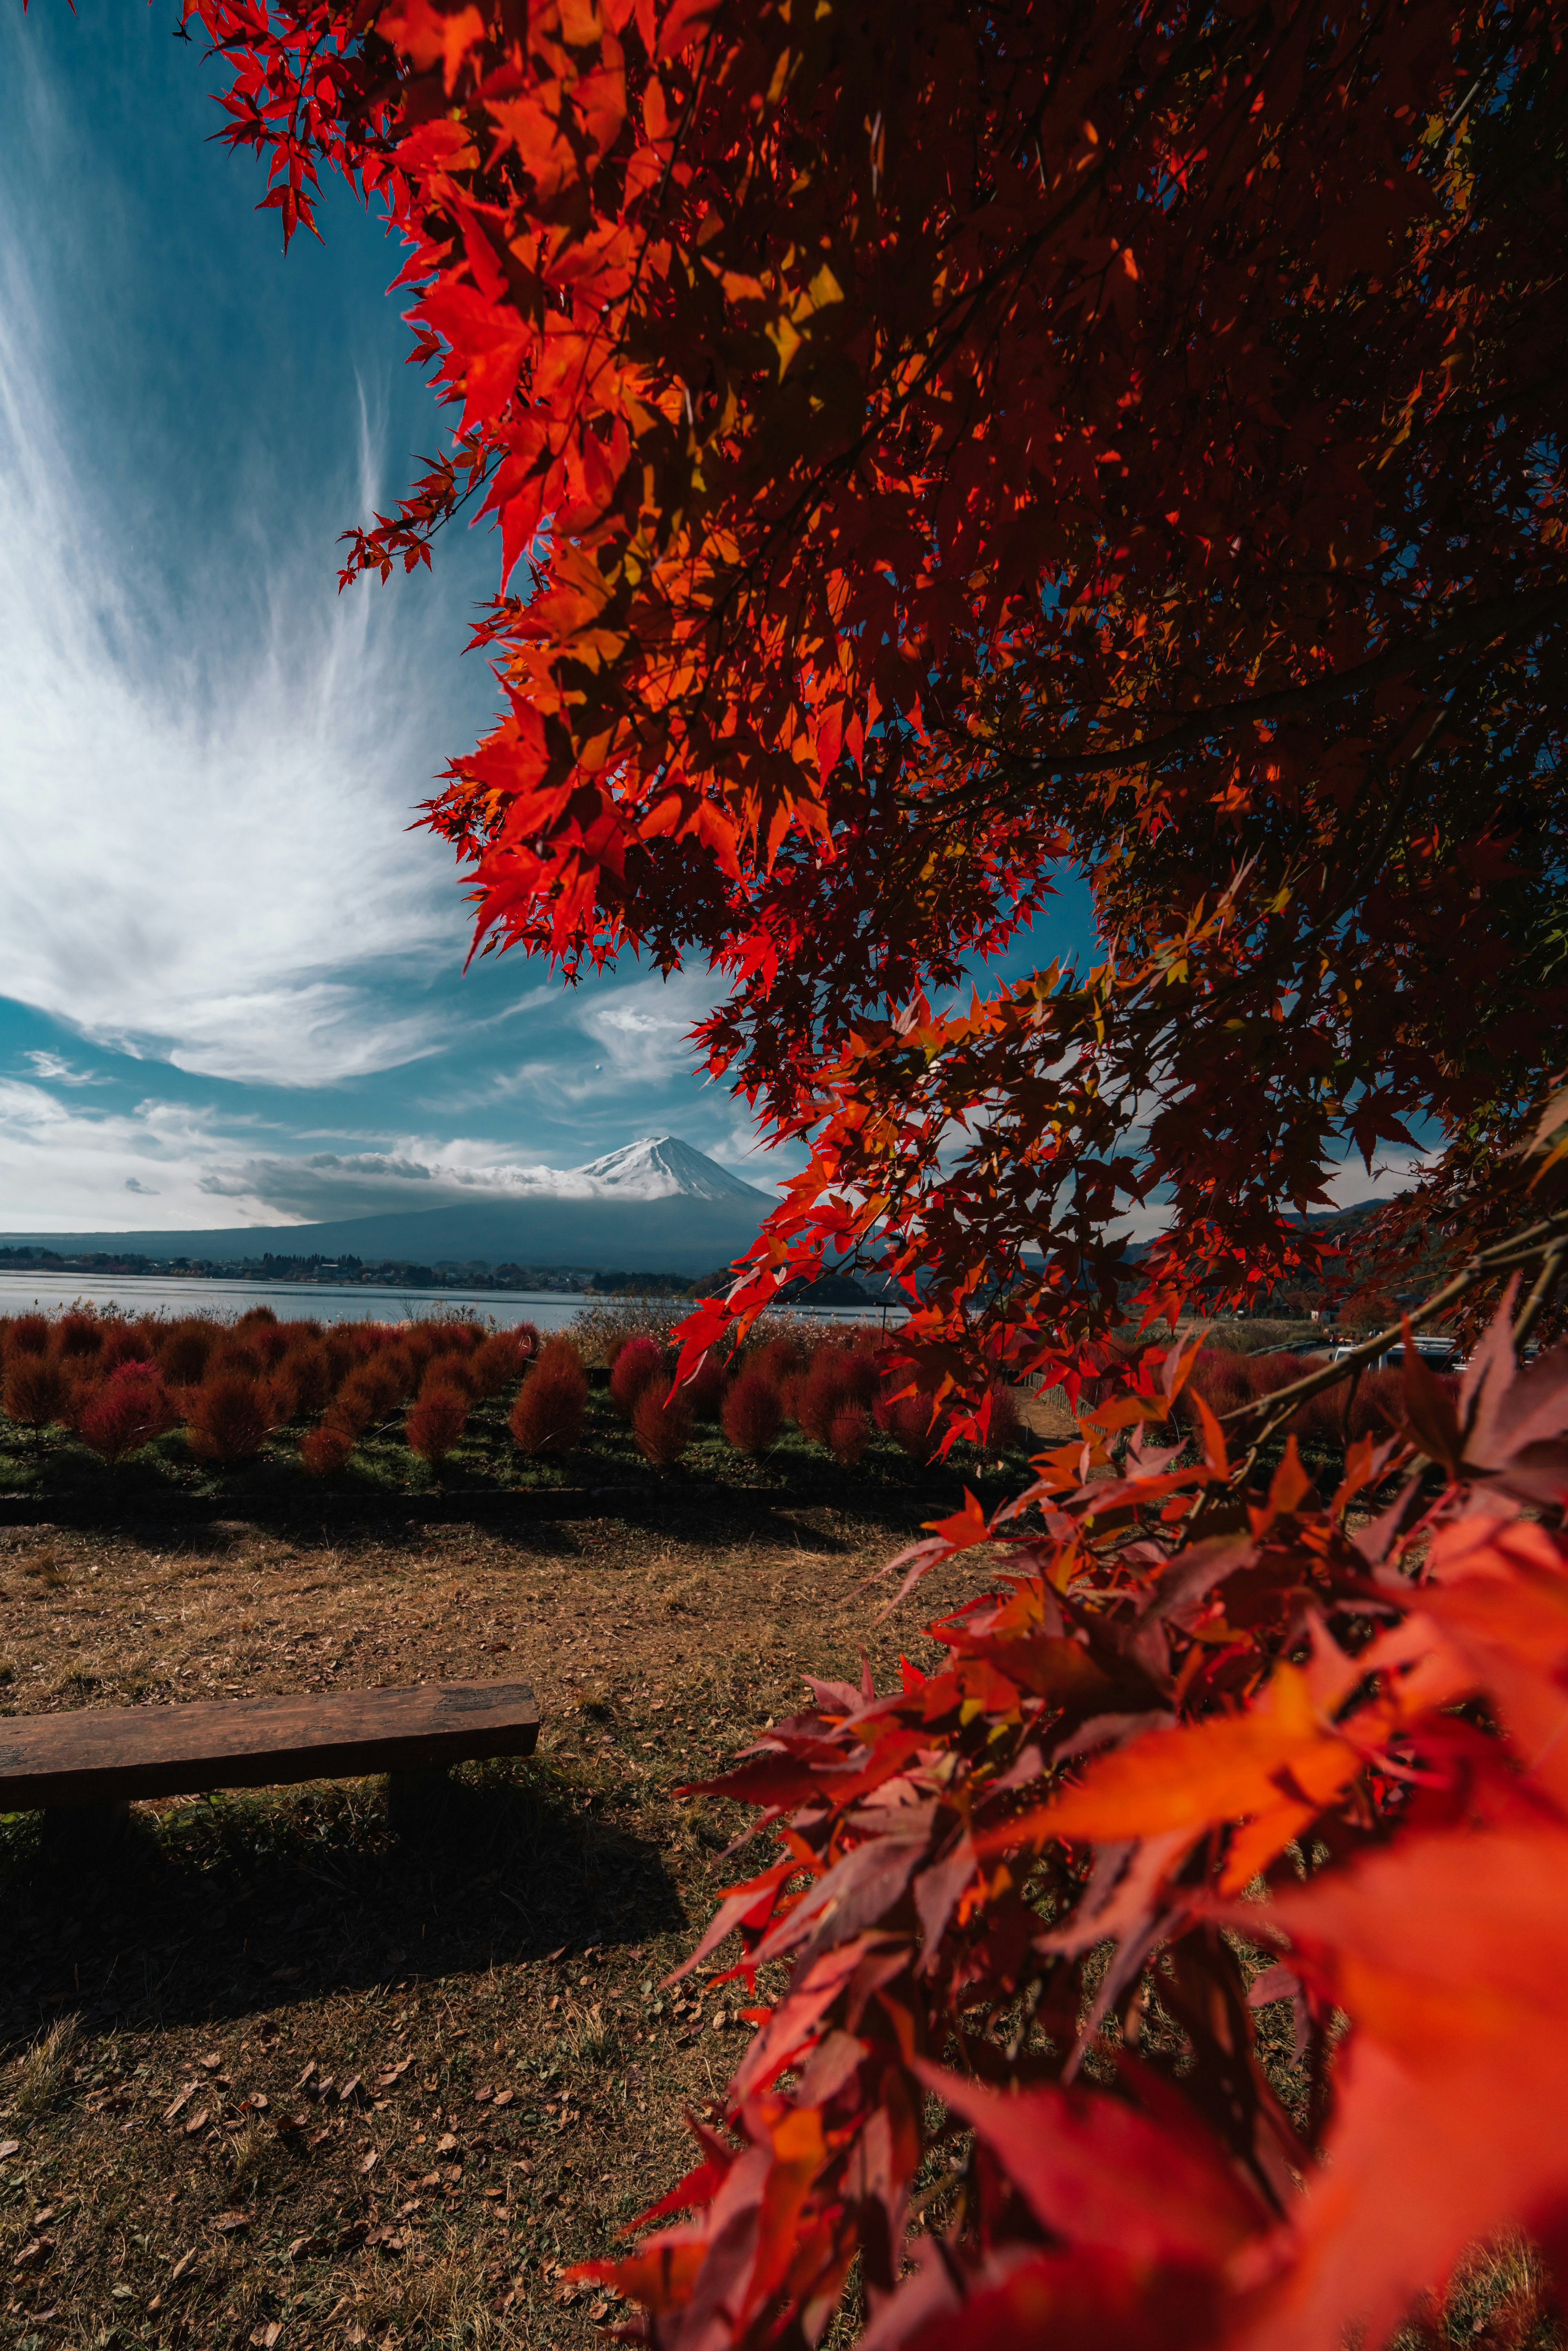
[[1218, 1206, 1568, 1453], [1513, 1242, 1568, 1355]]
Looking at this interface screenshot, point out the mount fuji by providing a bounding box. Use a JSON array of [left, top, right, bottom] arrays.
[[0, 1137, 777, 1277]]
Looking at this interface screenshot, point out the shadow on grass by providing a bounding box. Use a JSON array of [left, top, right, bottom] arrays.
[[0, 1755, 683, 2052]]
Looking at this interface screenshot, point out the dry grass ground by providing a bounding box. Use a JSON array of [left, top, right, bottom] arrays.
[[0, 1493, 984, 2351], [2, 1397, 1551, 2351]]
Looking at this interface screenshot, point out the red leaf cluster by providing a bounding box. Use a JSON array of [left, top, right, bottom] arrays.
[[560, 1304, 1568, 2351], [188, 0, 1568, 1409]]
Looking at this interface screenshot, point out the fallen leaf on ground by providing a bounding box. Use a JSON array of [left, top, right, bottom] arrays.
[[212, 2211, 249, 2234], [184, 2110, 210, 2137], [359, 2150, 379, 2175], [163, 2082, 198, 2125]]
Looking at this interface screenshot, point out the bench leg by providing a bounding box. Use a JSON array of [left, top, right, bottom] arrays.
[[386, 1767, 451, 1834], [40, 1799, 130, 1872]]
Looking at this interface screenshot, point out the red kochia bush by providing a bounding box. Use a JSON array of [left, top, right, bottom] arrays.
[[328, 1357, 405, 1437], [610, 1336, 665, 1418], [99, 1323, 158, 1373], [631, 1381, 693, 1466], [185, 1374, 277, 1464], [982, 1381, 1024, 1455], [508, 1346, 588, 1457], [825, 1401, 869, 1465], [721, 1370, 783, 1456], [158, 1324, 216, 1386], [684, 1353, 726, 1421], [797, 1343, 881, 1447], [300, 1422, 354, 1477], [470, 1324, 539, 1396], [281, 1339, 333, 1417], [405, 1383, 469, 1464], [2, 1355, 70, 1439], [875, 1388, 939, 1460], [76, 1363, 179, 1464], [56, 1311, 104, 1362], [4, 1314, 50, 1360]]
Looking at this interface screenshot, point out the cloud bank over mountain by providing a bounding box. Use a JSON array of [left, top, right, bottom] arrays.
[[0, 1137, 776, 1276]]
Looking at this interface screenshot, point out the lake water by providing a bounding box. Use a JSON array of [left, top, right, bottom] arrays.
[[0, 1269, 904, 1333]]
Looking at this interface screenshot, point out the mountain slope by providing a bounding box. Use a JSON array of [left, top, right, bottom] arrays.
[[0, 1137, 774, 1275]]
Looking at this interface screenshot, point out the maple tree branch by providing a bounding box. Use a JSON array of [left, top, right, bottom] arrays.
[[982, 582, 1568, 791], [1218, 1203, 1568, 1453], [1514, 1240, 1568, 1354]]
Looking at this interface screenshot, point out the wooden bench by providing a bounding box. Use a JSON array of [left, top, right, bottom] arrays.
[[0, 1679, 539, 1862]]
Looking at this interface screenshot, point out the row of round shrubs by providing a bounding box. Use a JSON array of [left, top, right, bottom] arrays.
[[599, 1329, 1022, 1467], [1178, 1345, 1438, 1445], [0, 1307, 1023, 1475], [0, 1306, 541, 1473]]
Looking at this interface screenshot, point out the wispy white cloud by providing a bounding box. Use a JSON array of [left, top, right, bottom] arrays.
[[0, 223, 491, 1090], [0, 1080, 282, 1230], [23, 1048, 102, 1086]]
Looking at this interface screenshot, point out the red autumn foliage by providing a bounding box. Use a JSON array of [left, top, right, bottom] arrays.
[[752, 1339, 807, 1392], [550, 1288, 1568, 2351], [683, 1354, 727, 1422], [328, 1357, 405, 1437], [508, 1350, 588, 1457], [56, 1311, 103, 1362], [632, 1380, 694, 1466], [157, 1324, 217, 1387], [982, 1382, 1024, 1456], [471, 1323, 539, 1396], [610, 1336, 666, 1419], [208, 1337, 263, 1382], [796, 1347, 878, 1447], [875, 1389, 939, 1462], [4, 1314, 50, 1361], [282, 1338, 334, 1417], [185, 1373, 278, 1465], [192, 0, 1568, 1424], [299, 1421, 355, 1477], [720, 1370, 784, 1457], [825, 1401, 870, 1467], [88, 0, 1568, 2326], [76, 1363, 180, 1466], [2, 1355, 70, 1437], [405, 1382, 469, 1465]]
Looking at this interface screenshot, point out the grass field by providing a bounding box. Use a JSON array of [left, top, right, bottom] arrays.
[[6, 1367, 1536, 2351], [0, 1482, 998, 2350]]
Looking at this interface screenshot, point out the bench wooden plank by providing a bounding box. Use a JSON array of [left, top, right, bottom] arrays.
[[0, 1680, 539, 1810]]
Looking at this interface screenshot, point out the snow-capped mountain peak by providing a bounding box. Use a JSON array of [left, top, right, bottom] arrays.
[[571, 1136, 766, 1201]]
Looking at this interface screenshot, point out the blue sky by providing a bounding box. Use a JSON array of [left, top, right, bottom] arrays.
[[0, 2, 1099, 1235]]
